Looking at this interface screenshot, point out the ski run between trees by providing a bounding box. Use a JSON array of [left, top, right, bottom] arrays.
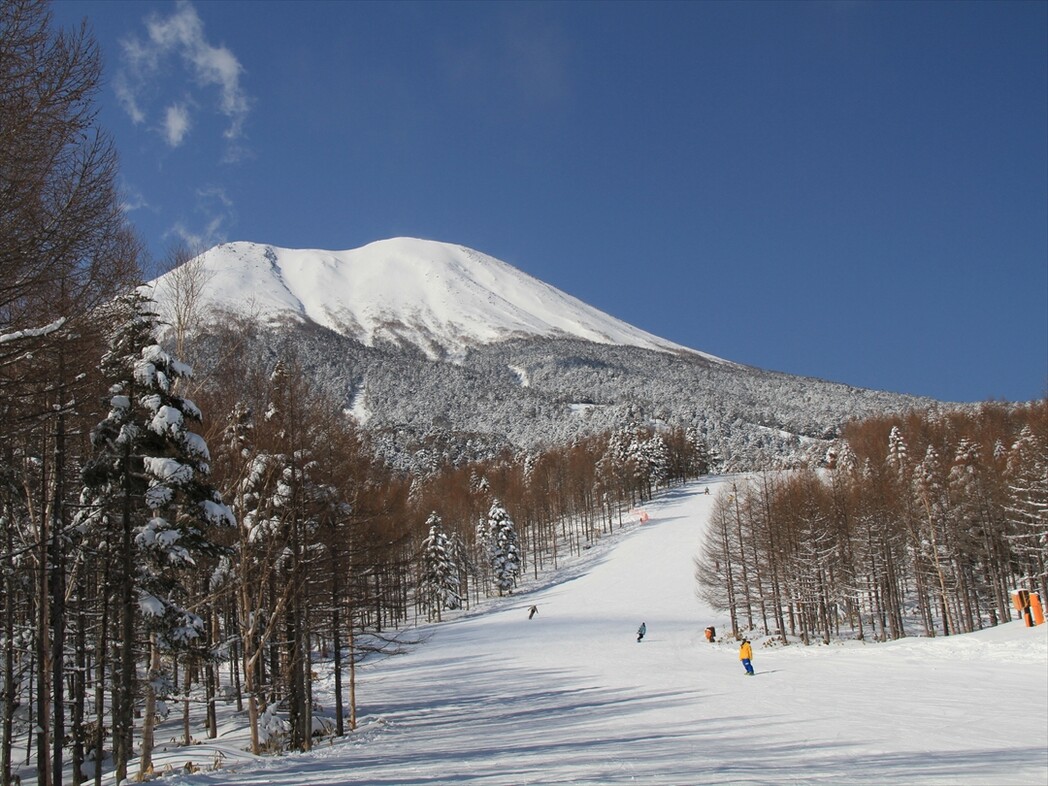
[[91, 477, 1046, 786]]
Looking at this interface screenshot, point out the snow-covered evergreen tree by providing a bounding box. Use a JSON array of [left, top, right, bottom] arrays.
[[887, 425, 909, 478], [419, 512, 461, 620], [642, 431, 670, 491], [76, 290, 234, 778], [80, 291, 234, 639], [485, 500, 520, 596]]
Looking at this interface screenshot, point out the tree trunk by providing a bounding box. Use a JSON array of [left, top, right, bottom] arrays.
[[731, 487, 754, 631], [71, 590, 87, 786], [36, 468, 52, 786], [207, 610, 219, 738], [2, 492, 16, 786], [50, 411, 67, 786], [348, 618, 357, 731], [331, 546, 344, 737], [93, 561, 110, 786], [182, 660, 193, 746], [239, 563, 261, 754], [139, 637, 160, 781], [113, 467, 137, 784]]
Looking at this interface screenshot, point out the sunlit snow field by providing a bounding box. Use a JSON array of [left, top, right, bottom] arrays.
[[116, 477, 1046, 785]]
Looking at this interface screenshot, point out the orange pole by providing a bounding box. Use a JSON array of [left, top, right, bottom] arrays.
[[1012, 590, 1033, 626], [1030, 592, 1045, 626]]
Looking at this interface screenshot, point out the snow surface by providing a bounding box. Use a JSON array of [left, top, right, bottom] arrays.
[[130, 476, 1045, 786], [147, 238, 725, 363]]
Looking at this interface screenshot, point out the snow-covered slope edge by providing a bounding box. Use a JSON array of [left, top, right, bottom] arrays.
[[148, 238, 727, 363]]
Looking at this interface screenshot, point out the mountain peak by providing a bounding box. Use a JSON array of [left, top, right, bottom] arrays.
[[149, 238, 723, 362]]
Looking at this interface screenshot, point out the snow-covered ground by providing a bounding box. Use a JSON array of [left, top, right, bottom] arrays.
[[138, 476, 1047, 785]]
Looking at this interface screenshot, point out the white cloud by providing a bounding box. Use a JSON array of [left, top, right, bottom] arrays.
[[196, 185, 233, 209], [118, 180, 151, 214], [117, 1, 251, 148], [114, 72, 146, 125], [163, 103, 192, 147], [167, 218, 222, 252], [164, 186, 236, 251]]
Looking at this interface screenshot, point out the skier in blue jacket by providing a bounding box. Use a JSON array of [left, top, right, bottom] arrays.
[[637, 622, 647, 642]]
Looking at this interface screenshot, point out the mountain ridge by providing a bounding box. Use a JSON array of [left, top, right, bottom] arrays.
[[153, 237, 727, 364]]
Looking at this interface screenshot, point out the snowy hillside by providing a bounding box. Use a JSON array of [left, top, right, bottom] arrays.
[[144, 237, 940, 472], [126, 479, 1046, 786], [149, 238, 722, 362]]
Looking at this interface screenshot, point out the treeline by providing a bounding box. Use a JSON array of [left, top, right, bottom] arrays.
[[697, 402, 1048, 644], [257, 324, 935, 478]]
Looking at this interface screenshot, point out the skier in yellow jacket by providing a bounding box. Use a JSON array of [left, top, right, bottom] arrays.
[[739, 638, 754, 676]]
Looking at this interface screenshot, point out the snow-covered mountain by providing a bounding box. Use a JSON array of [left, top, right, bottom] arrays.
[[150, 238, 723, 363], [149, 237, 937, 471]]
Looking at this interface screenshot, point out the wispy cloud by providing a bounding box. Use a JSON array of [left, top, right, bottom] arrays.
[[167, 218, 223, 253], [118, 180, 151, 214], [164, 186, 237, 251], [503, 18, 571, 107], [440, 9, 571, 114], [117, 1, 251, 151], [163, 102, 192, 147], [114, 71, 146, 125]]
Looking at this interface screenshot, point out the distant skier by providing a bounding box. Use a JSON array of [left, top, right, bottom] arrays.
[[704, 626, 716, 643], [637, 622, 647, 642], [739, 638, 754, 675], [528, 605, 538, 620]]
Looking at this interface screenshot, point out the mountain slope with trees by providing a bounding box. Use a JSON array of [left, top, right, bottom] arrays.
[[183, 314, 942, 475]]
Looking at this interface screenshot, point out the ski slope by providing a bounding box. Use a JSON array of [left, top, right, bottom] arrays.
[[159, 477, 1046, 785]]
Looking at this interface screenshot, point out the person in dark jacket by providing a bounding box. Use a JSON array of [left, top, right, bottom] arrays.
[[637, 622, 647, 642]]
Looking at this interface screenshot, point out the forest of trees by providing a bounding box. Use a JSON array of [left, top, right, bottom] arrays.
[[0, 4, 715, 783], [696, 403, 1048, 645], [3, 280, 707, 783], [230, 323, 937, 479], [0, 11, 713, 783]]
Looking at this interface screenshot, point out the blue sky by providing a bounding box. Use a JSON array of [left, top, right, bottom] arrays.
[[51, 0, 1047, 403]]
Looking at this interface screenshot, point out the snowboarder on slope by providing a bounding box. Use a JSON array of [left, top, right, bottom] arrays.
[[637, 622, 647, 642], [739, 638, 754, 675], [528, 605, 538, 620]]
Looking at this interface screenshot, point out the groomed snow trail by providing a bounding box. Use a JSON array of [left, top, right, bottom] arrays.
[[162, 477, 1047, 786]]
